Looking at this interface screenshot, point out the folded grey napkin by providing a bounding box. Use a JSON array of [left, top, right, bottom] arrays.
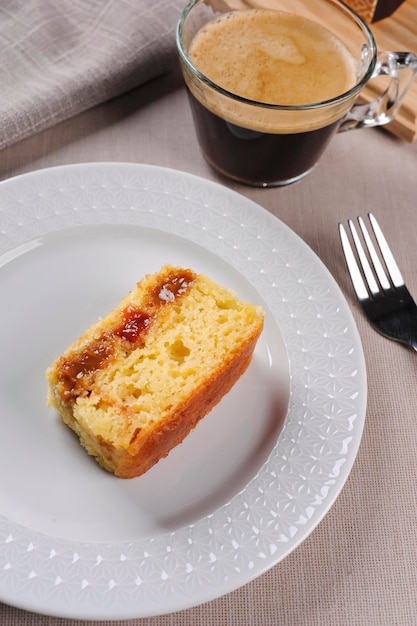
[[0, 0, 185, 150]]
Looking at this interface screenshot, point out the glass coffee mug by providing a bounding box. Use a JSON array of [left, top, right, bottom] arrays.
[[176, 0, 417, 186]]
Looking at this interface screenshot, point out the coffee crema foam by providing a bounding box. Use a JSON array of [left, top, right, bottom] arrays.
[[187, 10, 359, 132], [189, 10, 357, 105]]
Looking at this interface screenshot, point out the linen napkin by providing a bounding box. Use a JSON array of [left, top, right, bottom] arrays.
[[0, 0, 185, 151]]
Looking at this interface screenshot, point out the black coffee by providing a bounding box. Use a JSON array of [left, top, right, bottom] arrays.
[[187, 91, 341, 186]]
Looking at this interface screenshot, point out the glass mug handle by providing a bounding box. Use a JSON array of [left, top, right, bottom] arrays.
[[339, 51, 417, 131]]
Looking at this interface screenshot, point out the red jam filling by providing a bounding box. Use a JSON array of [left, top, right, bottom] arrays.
[[58, 269, 194, 401], [114, 306, 152, 343]]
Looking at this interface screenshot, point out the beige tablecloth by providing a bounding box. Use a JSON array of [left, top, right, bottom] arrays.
[[0, 14, 417, 626]]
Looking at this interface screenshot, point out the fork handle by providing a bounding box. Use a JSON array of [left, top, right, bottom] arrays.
[[368, 301, 417, 351]]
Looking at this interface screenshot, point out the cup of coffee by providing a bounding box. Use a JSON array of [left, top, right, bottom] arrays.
[[176, 0, 417, 186]]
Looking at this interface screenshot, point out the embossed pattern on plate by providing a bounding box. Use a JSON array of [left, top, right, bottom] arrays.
[[0, 163, 367, 619]]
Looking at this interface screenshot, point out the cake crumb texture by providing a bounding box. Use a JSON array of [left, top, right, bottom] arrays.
[[46, 264, 264, 478]]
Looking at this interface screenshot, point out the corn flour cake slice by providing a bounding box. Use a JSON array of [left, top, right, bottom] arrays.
[[46, 264, 264, 478]]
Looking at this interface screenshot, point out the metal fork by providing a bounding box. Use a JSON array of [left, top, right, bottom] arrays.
[[339, 212, 417, 351]]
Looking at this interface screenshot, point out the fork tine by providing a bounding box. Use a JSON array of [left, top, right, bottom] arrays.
[[368, 212, 405, 288], [348, 218, 380, 296], [339, 223, 369, 301], [340, 214, 417, 350], [358, 216, 390, 290]]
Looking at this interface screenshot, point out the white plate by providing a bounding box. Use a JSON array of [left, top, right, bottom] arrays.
[[0, 163, 366, 619]]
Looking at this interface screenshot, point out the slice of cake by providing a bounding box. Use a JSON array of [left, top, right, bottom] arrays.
[[46, 264, 264, 478]]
